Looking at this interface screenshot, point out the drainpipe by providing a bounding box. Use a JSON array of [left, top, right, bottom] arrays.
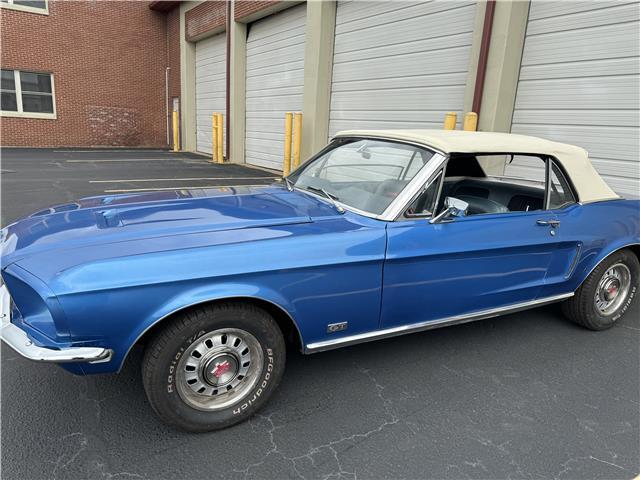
[[165, 67, 171, 146], [225, 1, 231, 161], [471, 0, 496, 120]]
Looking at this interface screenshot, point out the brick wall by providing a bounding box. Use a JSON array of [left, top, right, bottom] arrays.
[[185, 1, 226, 41], [234, 0, 283, 21], [0, 1, 168, 147]]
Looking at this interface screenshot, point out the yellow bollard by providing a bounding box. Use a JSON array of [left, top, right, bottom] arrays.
[[463, 112, 478, 131], [212, 113, 218, 162], [172, 111, 180, 152], [443, 112, 457, 130], [216, 113, 224, 163], [283, 112, 293, 176], [293, 112, 302, 169]]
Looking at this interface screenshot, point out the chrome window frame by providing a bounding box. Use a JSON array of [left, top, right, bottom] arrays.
[[293, 135, 448, 222]]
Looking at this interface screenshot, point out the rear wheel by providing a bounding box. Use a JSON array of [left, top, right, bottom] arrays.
[[562, 249, 639, 330], [142, 303, 285, 432]]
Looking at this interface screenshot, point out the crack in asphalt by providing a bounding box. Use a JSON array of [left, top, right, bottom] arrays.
[[233, 365, 401, 480]]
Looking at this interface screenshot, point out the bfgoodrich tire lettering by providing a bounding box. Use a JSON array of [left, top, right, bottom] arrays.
[[562, 249, 639, 330], [142, 303, 285, 432]]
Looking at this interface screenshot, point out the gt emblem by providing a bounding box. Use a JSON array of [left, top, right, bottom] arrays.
[[327, 322, 348, 333], [212, 360, 231, 378]]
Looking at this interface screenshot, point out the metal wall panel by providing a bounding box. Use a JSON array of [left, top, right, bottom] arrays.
[[512, 1, 640, 198], [245, 4, 306, 171], [328, 1, 477, 137], [195, 33, 226, 155]]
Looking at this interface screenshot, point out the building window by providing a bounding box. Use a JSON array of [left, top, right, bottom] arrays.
[[0, 0, 48, 14], [0, 70, 56, 119]]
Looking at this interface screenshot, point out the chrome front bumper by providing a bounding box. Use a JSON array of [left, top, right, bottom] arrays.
[[0, 284, 111, 363]]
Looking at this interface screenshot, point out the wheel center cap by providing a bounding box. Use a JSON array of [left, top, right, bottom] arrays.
[[603, 279, 620, 301], [203, 354, 239, 387]]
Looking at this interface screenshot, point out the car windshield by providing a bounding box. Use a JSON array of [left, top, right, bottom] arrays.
[[288, 139, 435, 215]]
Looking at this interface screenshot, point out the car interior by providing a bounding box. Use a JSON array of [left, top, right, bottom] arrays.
[[408, 153, 553, 217], [294, 141, 575, 218]]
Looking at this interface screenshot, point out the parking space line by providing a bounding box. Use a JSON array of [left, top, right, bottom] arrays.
[[90, 176, 279, 183], [55, 149, 170, 153], [66, 158, 200, 163], [103, 184, 270, 193]]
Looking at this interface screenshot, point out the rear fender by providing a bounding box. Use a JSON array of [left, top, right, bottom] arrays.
[[573, 241, 640, 290]]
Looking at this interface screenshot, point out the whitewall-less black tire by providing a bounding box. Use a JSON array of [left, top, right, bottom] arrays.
[[142, 303, 286, 432], [562, 249, 639, 330]]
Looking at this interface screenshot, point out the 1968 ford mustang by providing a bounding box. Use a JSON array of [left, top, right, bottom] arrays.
[[1, 130, 638, 431]]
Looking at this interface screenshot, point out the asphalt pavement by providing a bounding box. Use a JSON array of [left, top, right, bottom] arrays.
[[1, 148, 638, 480]]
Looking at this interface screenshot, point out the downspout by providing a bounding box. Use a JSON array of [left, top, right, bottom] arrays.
[[165, 12, 171, 146], [165, 67, 171, 146], [471, 0, 496, 120], [225, 1, 231, 161]]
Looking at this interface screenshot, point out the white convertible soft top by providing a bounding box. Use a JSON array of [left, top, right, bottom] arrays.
[[333, 129, 619, 204]]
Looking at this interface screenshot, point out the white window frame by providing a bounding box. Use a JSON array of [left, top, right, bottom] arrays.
[[0, 0, 48, 15], [1, 70, 57, 120]]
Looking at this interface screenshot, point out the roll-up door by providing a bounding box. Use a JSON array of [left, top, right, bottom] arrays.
[[512, 1, 640, 198], [245, 4, 306, 170], [195, 33, 226, 155], [328, 1, 477, 138]]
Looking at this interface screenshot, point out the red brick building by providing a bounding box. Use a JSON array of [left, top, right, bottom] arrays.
[[0, 0, 177, 147], [1, 1, 637, 198]]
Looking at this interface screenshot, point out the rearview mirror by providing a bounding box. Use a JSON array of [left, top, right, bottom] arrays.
[[429, 197, 469, 224]]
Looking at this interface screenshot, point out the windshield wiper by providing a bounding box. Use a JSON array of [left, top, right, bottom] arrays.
[[283, 176, 294, 191], [305, 186, 345, 214]]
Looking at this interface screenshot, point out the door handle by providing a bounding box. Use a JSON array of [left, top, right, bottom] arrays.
[[536, 219, 560, 228]]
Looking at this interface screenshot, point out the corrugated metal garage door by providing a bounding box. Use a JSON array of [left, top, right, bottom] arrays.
[[195, 33, 226, 155], [245, 4, 306, 171], [512, 1, 640, 198], [328, 1, 477, 138]]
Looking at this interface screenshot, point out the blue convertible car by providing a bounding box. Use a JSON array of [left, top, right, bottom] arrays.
[[1, 130, 638, 431]]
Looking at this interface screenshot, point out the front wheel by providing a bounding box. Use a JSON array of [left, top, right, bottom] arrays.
[[562, 249, 639, 330], [142, 303, 286, 432]]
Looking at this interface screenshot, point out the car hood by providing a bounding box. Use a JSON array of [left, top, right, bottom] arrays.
[[1, 185, 336, 268]]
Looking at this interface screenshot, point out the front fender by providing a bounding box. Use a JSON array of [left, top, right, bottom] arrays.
[[59, 281, 302, 375], [120, 283, 301, 371]]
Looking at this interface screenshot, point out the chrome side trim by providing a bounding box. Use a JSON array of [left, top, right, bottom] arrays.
[[565, 243, 583, 279], [305, 293, 574, 353]]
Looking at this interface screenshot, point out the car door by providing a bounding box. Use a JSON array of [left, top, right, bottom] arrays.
[[380, 158, 569, 330]]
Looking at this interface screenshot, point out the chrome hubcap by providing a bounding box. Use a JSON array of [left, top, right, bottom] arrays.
[[594, 263, 631, 316], [203, 353, 239, 387], [176, 329, 263, 411]]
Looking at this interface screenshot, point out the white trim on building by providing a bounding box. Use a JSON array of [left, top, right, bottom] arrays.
[[0, 0, 48, 15], [0, 69, 56, 120]]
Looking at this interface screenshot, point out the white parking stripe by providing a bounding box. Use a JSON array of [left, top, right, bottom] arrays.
[[103, 184, 270, 193], [90, 176, 279, 183], [66, 158, 191, 163], [55, 149, 170, 153]]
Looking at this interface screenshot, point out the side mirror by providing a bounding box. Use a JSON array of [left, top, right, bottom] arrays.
[[429, 197, 469, 224]]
